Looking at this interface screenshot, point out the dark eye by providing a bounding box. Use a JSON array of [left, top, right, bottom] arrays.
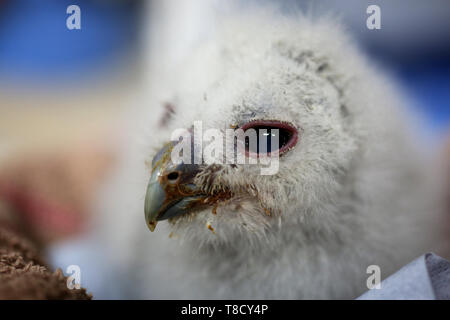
[[240, 120, 298, 156]]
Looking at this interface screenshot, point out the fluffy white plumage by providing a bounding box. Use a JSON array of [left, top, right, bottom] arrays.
[[94, 9, 443, 299]]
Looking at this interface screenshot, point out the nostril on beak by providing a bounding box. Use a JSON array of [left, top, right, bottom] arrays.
[[167, 171, 180, 182]]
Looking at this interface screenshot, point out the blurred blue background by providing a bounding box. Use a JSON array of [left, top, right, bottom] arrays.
[[0, 0, 142, 86], [0, 0, 449, 132]]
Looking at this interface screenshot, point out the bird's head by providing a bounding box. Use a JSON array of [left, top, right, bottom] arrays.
[[144, 15, 360, 247]]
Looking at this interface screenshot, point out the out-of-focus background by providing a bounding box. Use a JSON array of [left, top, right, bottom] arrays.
[[0, 0, 449, 298]]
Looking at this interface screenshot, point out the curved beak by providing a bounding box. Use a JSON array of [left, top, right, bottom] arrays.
[[144, 142, 204, 232]]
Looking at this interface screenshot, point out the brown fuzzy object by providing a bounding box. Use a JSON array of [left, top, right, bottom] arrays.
[[0, 201, 91, 300]]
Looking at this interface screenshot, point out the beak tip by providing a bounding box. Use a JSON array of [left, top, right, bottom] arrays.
[[147, 220, 157, 232]]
